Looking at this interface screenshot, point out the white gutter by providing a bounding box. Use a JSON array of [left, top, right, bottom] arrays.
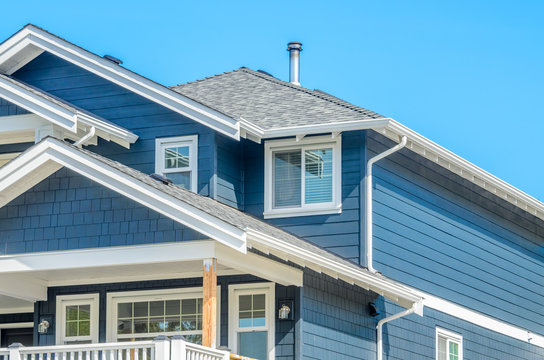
[[365, 135, 407, 273], [73, 126, 95, 148], [376, 301, 422, 360]]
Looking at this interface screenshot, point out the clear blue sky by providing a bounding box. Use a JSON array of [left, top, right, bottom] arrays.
[[1, 1, 543, 199]]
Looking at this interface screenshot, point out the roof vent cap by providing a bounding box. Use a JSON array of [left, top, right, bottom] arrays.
[[103, 55, 123, 65], [287, 42, 303, 86], [150, 173, 172, 185]]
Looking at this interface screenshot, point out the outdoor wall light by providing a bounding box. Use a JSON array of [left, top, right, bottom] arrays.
[[278, 304, 291, 320], [38, 319, 50, 334]]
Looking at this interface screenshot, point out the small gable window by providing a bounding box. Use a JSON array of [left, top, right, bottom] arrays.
[[155, 135, 198, 192], [264, 135, 341, 218], [436, 328, 462, 360]]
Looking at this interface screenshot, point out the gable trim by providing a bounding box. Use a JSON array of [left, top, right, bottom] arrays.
[[0, 25, 240, 140]]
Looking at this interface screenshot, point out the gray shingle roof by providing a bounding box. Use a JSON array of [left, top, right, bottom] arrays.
[[171, 68, 385, 130]]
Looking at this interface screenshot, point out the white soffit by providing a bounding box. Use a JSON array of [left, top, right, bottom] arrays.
[[377, 120, 544, 222], [0, 25, 240, 140]]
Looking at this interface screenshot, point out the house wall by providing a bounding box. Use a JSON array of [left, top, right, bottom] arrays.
[[368, 130, 544, 336], [244, 132, 365, 264], [215, 134, 243, 210], [12, 52, 216, 197], [0, 168, 205, 255]]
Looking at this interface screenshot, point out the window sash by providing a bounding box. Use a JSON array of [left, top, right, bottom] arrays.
[[155, 136, 198, 192], [56, 294, 99, 344]]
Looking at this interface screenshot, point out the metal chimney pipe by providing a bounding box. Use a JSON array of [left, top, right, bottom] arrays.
[[287, 42, 303, 85]]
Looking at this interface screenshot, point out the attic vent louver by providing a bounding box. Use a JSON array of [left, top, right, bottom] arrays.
[[103, 55, 123, 65]]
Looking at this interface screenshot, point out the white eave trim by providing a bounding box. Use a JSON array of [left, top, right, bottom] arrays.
[[378, 120, 544, 221], [0, 25, 240, 140], [0, 138, 247, 252]]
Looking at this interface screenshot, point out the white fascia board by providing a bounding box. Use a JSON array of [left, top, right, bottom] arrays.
[[0, 241, 217, 274], [75, 112, 138, 147], [0, 273, 47, 301], [0, 114, 48, 132], [0, 306, 34, 315], [245, 229, 423, 312], [215, 243, 303, 287], [0, 75, 77, 132], [0, 139, 247, 252], [0, 26, 240, 140], [240, 118, 392, 142], [379, 120, 544, 221]]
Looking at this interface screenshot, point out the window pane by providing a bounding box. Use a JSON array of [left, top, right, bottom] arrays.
[[117, 319, 132, 334], [252, 311, 266, 327], [437, 336, 447, 360], [239, 295, 252, 311], [150, 301, 164, 317], [305, 148, 333, 204], [135, 318, 149, 334], [165, 316, 181, 332], [238, 331, 267, 360], [273, 150, 301, 208], [253, 294, 265, 310], [118, 303, 132, 318], [134, 302, 148, 317], [66, 321, 78, 337], [66, 306, 79, 321], [148, 317, 163, 333], [164, 146, 190, 169], [165, 171, 191, 189], [78, 321, 90, 336], [165, 300, 180, 316], [181, 315, 198, 331], [79, 305, 91, 320], [182, 299, 197, 315]]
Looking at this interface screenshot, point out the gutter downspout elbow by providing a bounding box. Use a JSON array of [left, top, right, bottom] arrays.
[[74, 126, 96, 148], [376, 300, 421, 360], [365, 135, 407, 273]]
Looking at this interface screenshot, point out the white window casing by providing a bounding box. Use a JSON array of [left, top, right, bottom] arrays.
[[55, 293, 99, 344], [436, 327, 463, 360], [106, 287, 220, 344], [264, 135, 342, 218], [155, 135, 198, 192], [228, 282, 275, 360]]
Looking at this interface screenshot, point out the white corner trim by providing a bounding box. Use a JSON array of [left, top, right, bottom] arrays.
[[0, 25, 239, 140], [0, 138, 247, 252]]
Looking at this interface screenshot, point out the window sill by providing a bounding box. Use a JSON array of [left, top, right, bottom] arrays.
[[263, 205, 342, 219]]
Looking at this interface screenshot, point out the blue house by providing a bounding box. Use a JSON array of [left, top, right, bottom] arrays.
[[0, 25, 543, 360]]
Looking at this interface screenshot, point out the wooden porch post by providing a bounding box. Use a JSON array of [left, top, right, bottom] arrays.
[[202, 258, 217, 348]]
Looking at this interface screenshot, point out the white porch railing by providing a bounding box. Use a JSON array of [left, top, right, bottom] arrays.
[[0, 336, 232, 360]]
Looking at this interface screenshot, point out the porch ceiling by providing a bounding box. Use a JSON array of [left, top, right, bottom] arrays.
[[0, 294, 33, 314]]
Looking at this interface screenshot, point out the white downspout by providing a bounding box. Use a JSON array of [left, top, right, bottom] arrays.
[[74, 126, 96, 148], [365, 135, 407, 273], [377, 301, 421, 360]]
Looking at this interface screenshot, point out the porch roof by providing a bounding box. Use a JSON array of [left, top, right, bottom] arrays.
[[0, 137, 422, 312]]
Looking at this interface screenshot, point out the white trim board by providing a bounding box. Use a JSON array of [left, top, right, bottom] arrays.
[[0, 25, 239, 140]]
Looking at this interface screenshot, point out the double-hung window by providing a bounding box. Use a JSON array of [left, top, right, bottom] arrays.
[[436, 328, 462, 360], [264, 135, 341, 218], [155, 135, 198, 192], [56, 294, 99, 344]]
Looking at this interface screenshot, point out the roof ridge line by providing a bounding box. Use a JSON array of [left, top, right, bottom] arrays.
[[239, 67, 384, 119], [171, 67, 248, 88]]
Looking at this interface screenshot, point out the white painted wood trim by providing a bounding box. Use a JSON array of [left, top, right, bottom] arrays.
[[55, 293, 100, 344], [263, 134, 342, 218], [228, 282, 275, 360], [0, 26, 239, 140]]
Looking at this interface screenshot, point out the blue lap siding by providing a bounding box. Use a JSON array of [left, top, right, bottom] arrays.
[[367, 131, 544, 335], [0, 168, 205, 255]]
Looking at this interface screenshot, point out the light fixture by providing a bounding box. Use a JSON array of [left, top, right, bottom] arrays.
[[38, 319, 50, 334], [278, 304, 291, 320]]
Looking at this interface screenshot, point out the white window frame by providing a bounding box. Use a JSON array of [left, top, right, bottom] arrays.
[[56, 294, 99, 344], [264, 135, 342, 218], [155, 135, 198, 192], [228, 282, 275, 360], [106, 287, 220, 343], [436, 327, 463, 360]]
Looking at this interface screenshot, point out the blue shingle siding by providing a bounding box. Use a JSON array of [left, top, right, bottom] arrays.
[[0, 167, 207, 255], [12, 52, 216, 197], [0, 98, 29, 116], [367, 131, 544, 335], [301, 270, 378, 360], [244, 132, 365, 264], [215, 134, 243, 209]]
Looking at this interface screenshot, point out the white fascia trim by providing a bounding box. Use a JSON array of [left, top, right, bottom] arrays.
[[0, 322, 34, 329], [0, 307, 34, 315], [245, 229, 423, 312], [240, 117, 391, 142], [379, 120, 544, 221], [0, 26, 239, 140], [0, 241, 217, 274], [422, 291, 544, 349], [0, 138, 247, 252], [75, 112, 139, 147], [0, 75, 77, 132]]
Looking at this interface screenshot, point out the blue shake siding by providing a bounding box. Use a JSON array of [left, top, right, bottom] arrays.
[[13, 52, 215, 197], [0, 168, 204, 255], [367, 131, 544, 335], [0, 98, 29, 116]]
